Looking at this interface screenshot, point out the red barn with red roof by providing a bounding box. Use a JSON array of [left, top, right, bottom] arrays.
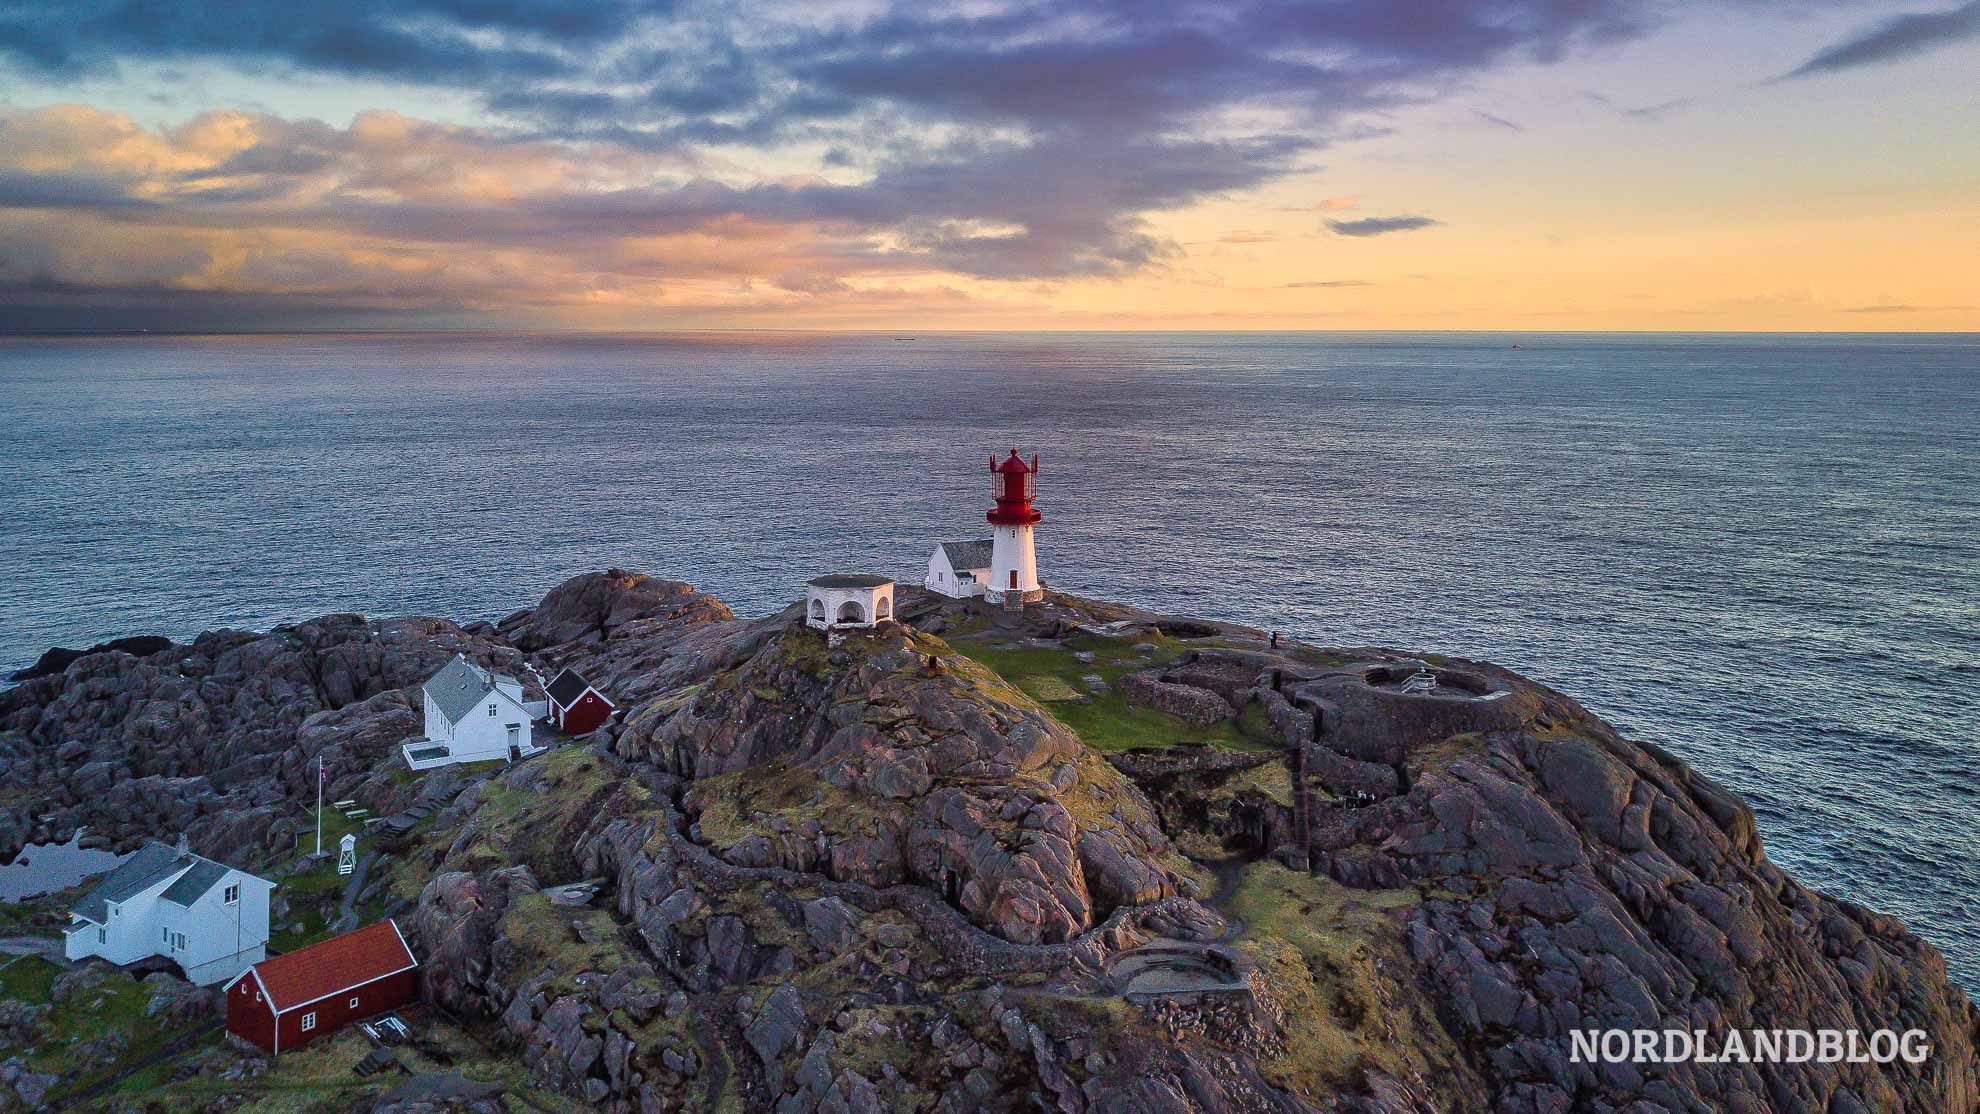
[[226, 920, 419, 1054], [545, 667, 615, 735]]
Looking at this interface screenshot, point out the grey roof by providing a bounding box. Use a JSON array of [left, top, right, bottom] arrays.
[[160, 858, 229, 906], [939, 540, 994, 571], [69, 841, 244, 924], [545, 668, 595, 708], [807, 574, 893, 589], [424, 654, 508, 726]]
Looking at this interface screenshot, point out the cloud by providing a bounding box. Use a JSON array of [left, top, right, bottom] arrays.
[[1283, 279, 1372, 288], [1781, 0, 1980, 79], [1583, 91, 1692, 119], [0, 0, 662, 84], [1843, 303, 1977, 313], [1472, 109, 1524, 131], [1286, 196, 1359, 213], [0, 1, 1707, 325], [1217, 230, 1277, 243], [773, 270, 854, 295], [1326, 215, 1442, 237]]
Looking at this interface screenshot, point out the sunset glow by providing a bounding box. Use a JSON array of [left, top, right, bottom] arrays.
[[2, 1, 1976, 331]]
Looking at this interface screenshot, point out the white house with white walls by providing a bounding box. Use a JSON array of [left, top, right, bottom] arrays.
[[925, 540, 993, 599], [65, 839, 274, 986], [401, 654, 541, 770]]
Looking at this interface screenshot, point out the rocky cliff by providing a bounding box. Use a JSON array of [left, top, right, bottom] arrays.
[[1, 571, 1973, 1114]]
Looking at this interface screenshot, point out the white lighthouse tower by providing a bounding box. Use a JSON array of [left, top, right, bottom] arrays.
[[986, 449, 1044, 605]]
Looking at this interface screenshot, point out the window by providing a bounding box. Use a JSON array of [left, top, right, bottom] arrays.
[[300, 1012, 317, 1031], [163, 927, 171, 944], [97, 927, 105, 944], [349, 997, 360, 1009], [224, 883, 240, 905], [488, 703, 498, 716]]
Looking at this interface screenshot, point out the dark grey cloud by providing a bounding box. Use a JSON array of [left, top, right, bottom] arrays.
[[0, 276, 464, 332], [1472, 109, 1524, 131], [0, 0, 670, 83], [1782, 0, 1980, 79], [0, 169, 155, 209], [1327, 215, 1442, 237], [0, 0, 1723, 321]]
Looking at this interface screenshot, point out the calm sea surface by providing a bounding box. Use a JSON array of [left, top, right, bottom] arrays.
[[1, 331, 1975, 985]]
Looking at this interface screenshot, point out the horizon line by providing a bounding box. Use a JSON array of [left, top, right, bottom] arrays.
[[4, 327, 1977, 339]]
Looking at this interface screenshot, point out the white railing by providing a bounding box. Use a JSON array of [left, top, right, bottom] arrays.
[[400, 739, 454, 771]]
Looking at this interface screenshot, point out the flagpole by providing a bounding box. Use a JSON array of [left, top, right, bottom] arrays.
[[315, 755, 323, 856]]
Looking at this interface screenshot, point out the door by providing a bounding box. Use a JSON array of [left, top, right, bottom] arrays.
[[506, 724, 521, 760]]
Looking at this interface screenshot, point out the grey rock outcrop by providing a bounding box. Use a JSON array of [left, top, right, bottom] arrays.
[[5, 573, 1973, 1114], [0, 613, 519, 859], [503, 568, 733, 653], [635, 622, 1188, 944]]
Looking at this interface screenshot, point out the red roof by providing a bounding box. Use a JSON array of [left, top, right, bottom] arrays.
[[248, 920, 417, 1013]]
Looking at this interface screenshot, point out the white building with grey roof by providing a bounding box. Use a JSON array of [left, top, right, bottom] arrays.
[[925, 540, 994, 599], [402, 654, 541, 771], [64, 837, 274, 986]]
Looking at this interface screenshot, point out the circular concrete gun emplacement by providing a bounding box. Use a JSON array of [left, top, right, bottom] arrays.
[[1104, 940, 1255, 1004], [1358, 660, 1501, 699], [1287, 658, 1539, 767]]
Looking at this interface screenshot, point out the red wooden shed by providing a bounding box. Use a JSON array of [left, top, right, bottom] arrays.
[[545, 667, 616, 735], [226, 920, 419, 1055]]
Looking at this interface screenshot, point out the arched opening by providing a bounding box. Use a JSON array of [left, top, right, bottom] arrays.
[[876, 597, 892, 619], [809, 599, 825, 622], [837, 600, 866, 624]]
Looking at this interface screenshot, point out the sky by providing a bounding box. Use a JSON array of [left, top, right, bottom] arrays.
[[0, 0, 1975, 332]]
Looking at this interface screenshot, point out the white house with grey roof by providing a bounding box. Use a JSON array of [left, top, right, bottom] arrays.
[[402, 654, 542, 771], [64, 838, 273, 986], [925, 540, 994, 599]]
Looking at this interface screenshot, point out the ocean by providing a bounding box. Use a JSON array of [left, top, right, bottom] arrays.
[[1, 331, 1975, 987]]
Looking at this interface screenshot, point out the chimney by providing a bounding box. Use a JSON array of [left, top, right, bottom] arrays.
[[176, 832, 190, 859]]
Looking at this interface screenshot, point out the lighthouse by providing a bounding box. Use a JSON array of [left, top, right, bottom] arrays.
[[922, 448, 1047, 603], [986, 448, 1044, 604]]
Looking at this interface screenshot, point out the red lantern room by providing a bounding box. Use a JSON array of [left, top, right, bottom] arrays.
[[987, 449, 1042, 526]]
